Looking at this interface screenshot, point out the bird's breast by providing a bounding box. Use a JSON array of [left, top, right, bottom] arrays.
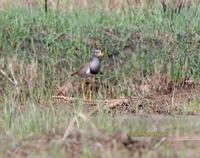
[[89, 57, 101, 75], [90, 65, 100, 74], [90, 63, 101, 74]]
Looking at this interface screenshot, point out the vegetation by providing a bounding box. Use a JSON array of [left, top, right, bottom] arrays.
[[0, 1, 200, 157]]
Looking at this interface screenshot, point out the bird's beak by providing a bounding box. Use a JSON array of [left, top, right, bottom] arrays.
[[99, 51, 104, 57]]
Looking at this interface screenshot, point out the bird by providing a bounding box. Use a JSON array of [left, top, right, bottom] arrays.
[[71, 49, 104, 100]]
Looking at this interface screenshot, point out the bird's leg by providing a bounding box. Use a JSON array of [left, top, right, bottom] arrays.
[[81, 80, 86, 100], [88, 77, 94, 101], [88, 82, 92, 101], [86, 78, 92, 101]]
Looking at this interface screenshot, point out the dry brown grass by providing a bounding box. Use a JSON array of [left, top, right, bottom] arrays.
[[0, 56, 39, 105]]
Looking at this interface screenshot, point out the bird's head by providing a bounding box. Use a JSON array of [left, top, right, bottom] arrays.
[[93, 49, 104, 59]]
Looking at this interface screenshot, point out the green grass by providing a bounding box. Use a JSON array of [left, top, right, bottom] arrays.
[[1, 8, 200, 99], [0, 5, 200, 158]]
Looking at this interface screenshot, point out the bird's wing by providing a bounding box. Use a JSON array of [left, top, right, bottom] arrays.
[[77, 62, 90, 76], [71, 62, 91, 77]]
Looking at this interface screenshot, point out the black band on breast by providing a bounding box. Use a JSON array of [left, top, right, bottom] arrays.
[[90, 68, 99, 74]]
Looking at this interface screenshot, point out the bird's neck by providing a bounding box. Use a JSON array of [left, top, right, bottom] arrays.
[[90, 56, 101, 74], [91, 56, 100, 64]]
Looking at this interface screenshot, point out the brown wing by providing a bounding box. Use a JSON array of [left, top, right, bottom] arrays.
[[71, 62, 90, 77]]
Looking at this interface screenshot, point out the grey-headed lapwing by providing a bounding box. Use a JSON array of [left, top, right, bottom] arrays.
[[71, 49, 104, 100]]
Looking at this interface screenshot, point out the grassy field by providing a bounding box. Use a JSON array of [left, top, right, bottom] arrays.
[[0, 1, 200, 157]]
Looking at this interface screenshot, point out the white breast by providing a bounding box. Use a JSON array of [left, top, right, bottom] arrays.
[[86, 68, 91, 74]]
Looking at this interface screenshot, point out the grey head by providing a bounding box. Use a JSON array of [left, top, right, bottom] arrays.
[[91, 49, 104, 59]]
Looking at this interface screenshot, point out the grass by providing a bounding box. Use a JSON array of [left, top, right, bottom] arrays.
[[1, 6, 200, 95], [0, 3, 200, 158]]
